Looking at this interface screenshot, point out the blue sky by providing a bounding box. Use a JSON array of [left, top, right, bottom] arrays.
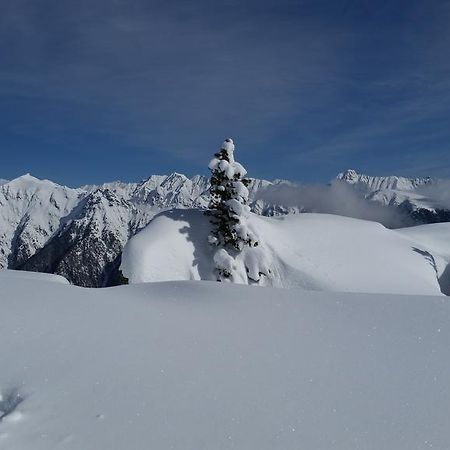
[[1, 0, 450, 186]]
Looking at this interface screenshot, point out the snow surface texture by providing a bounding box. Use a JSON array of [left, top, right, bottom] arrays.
[[121, 209, 449, 295], [0, 270, 449, 449]]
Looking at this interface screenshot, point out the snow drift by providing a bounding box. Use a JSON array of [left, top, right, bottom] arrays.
[[396, 223, 450, 295], [121, 209, 449, 296], [1, 270, 449, 449]]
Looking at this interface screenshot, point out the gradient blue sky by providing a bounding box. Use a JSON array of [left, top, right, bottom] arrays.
[[1, 0, 450, 186]]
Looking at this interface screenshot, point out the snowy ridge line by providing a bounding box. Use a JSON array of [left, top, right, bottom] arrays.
[[336, 168, 450, 211], [337, 168, 434, 191]]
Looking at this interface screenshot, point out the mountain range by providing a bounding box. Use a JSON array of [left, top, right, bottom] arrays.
[[1, 170, 449, 287]]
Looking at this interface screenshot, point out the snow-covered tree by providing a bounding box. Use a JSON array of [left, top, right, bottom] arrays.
[[207, 138, 259, 281]]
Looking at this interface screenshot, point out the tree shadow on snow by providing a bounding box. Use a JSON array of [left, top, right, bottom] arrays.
[[439, 263, 450, 296], [412, 247, 450, 296], [0, 388, 25, 421]]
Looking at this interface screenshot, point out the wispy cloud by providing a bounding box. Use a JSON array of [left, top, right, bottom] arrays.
[[255, 181, 412, 228]]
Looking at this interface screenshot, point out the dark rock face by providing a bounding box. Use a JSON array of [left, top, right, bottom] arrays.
[[410, 208, 450, 225], [18, 189, 138, 287]]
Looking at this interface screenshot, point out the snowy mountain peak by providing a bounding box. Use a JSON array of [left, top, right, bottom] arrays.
[[2, 174, 83, 197], [335, 169, 447, 212], [12, 173, 55, 184], [5, 173, 48, 187], [160, 172, 191, 188], [18, 172, 34, 179], [138, 174, 168, 190], [0, 174, 83, 269], [169, 171, 189, 179], [336, 169, 434, 191], [337, 169, 359, 183]]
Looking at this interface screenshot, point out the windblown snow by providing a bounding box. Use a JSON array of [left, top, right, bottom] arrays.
[[0, 270, 449, 450], [121, 209, 449, 296]]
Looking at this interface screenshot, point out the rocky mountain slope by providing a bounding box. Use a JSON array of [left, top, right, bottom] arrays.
[[19, 189, 139, 287], [1, 170, 449, 287]]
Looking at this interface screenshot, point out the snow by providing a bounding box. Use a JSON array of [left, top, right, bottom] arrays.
[[121, 210, 209, 282], [208, 139, 248, 181], [397, 223, 450, 258], [396, 223, 450, 295], [213, 248, 235, 277], [337, 169, 432, 191], [209, 158, 248, 180], [0, 175, 83, 268], [122, 209, 447, 295], [0, 268, 69, 284], [1, 270, 449, 449], [336, 169, 445, 210]]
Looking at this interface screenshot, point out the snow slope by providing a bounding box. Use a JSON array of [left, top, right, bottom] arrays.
[[121, 209, 447, 295], [1, 270, 449, 450], [397, 223, 450, 295], [0, 175, 84, 269]]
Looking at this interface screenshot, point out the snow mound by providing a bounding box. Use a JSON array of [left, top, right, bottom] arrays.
[[396, 223, 450, 295], [0, 269, 70, 284], [121, 209, 212, 282], [1, 271, 449, 449], [121, 209, 447, 295]]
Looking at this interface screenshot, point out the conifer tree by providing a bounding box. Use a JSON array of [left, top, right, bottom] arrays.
[[207, 138, 258, 280]]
